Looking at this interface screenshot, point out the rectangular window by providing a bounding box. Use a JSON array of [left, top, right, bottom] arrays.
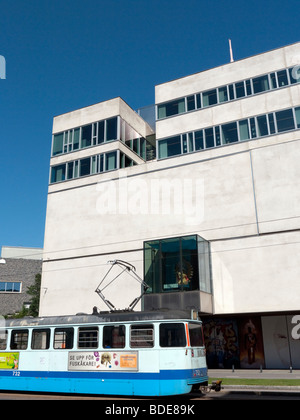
[[196, 93, 201, 109], [67, 161, 74, 180], [78, 327, 98, 348], [0, 282, 21, 293], [257, 115, 269, 137], [294, 107, 300, 128], [188, 323, 204, 347], [204, 128, 214, 148], [130, 324, 154, 348], [252, 75, 270, 93], [158, 136, 181, 159], [51, 164, 66, 184], [202, 89, 217, 107], [275, 109, 295, 132], [106, 117, 118, 141], [31, 329, 50, 350], [79, 157, 91, 177], [221, 122, 238, 144], [103, 325, 125, 348], [98, 120, 105, 144], [218, 86, 228, 103], [52, 133, 64, 156], [270, 73, 277, 89], [73, 128, 80, 150], [54, 328, 74, 349], [277, 69, 289, 87], [11, 330, 28, 350], [187, 95, 196, 111], [194, 130, 204, 150], [289, 67, 300, 84], [235, 81, 246, 98], [0, 330, 8, 350], [245, 79, 252, 95], [157, 99, 185, 119], [105, 151, 117, 171], [238, 120, 250, 141], [250, 118, 257, 138], [81, 124, 92, 148], [228, 84, 235, 100], [268, 113, 276, 134], [159, 323, 186, 347]]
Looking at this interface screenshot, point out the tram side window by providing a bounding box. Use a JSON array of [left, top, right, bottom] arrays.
[[0, 330, 8, 350], [188, 323, 204, 347], [159, 323, 186, 347], [11, 330, 29, 350], [54, 328, 74, 349], [31, 329, 51, 350], [103, 325, 125, 348], [130, 324, 154, 348], [78, 327, 99, 348]]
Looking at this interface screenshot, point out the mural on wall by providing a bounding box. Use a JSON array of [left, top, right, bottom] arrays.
[[203, 316, 265, 369]]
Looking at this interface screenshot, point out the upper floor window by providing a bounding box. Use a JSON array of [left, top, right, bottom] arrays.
[[156, 66, 300, 120], [0, 282, 21, 293]]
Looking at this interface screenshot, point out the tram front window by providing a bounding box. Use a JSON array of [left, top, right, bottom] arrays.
[[159, 323, 186, 347]]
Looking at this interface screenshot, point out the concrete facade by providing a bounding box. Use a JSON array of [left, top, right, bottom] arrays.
[[41, 42, 300, 368]]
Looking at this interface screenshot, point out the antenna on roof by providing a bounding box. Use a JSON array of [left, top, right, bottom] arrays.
[[229, 39, 234, 63]]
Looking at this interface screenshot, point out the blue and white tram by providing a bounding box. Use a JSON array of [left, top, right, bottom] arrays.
[[0, 310, 208, 396]]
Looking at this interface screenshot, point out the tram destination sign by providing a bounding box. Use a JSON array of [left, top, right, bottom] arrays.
[[68, 351, 138, 371]]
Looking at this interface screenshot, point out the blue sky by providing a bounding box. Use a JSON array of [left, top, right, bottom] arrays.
[[0, 0, 299, 250]]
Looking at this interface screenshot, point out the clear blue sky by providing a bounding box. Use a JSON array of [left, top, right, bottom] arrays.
[[0, 0, 299, 250]]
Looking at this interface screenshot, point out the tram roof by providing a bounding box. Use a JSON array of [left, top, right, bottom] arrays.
[[5, 309, 199, 328]]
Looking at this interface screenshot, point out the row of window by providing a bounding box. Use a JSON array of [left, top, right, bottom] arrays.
[[158, 106, 300, 159], [50, 150, 137, 184], [0, 323, 204, 350], [0, 282, 21, 293], [157, 66, 300, 119], [51, 116, 148, 159]]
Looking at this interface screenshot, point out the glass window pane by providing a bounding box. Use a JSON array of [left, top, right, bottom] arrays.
[[252, 75, 270, 93], [67, 162, 74, 180], [189, 323, 204, 347], [275, 109, 295, 132], [79, 158, 91, 177], [180, 236, 199, 291], [103, 325, 125, 348], [73, 128, 80, 150], [161, 238, 180, 291], [0, 283, 5, 292], [32, 329, 50, 350], [257, 115, 269, 137], [204, 128, 214, 148], [187, 95, 196, 111], [144, 240, 160, 293], [159, 323, 186, 347], [81, 124, 92, 148], [250, 118, 257, 138], [51, 164, 66, 183], [52, 133, 64, 156], [245, 79, 252, 95], [130, 324, 154, 348], [97, 120, 105, 143], [228, 84, 235, 100], [239, 120, 250, 141], [295, 107, 300, 128], [11, 330, 28, 350], [6, 282, 13, 292], [54, 328, 74, 349], [158, 99, 185, 118], [78, 327, 98, 348], [221, 122, 238, 144], [270, 73, 277, 89], [196, 93, 201, 109], [218, 86, 228, 103], [188, 132, 194, 152], [194, 130, 204, 150], [106, 117, 118, 141], [277, 70, 288, 87], [158, 136, 181, 159], [105, 151, 117, 171], [202, 89, 217, 107], [182, 134, 187, 154], [289, 67, 300, 84], [268, 114, 276, 134], [235, 81, 246, 98], [0, 330, 8, 350]]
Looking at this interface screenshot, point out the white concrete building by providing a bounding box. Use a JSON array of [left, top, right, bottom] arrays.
[[41, 42, 300, 369]]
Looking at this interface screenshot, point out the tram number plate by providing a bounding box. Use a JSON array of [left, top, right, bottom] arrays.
[[12, 371, 20, 376]]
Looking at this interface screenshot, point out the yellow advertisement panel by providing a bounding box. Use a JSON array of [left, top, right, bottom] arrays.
[[0, 353, 19, 369]]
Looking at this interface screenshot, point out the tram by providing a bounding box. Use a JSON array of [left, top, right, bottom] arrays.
[[0, 309, 208, 396]]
